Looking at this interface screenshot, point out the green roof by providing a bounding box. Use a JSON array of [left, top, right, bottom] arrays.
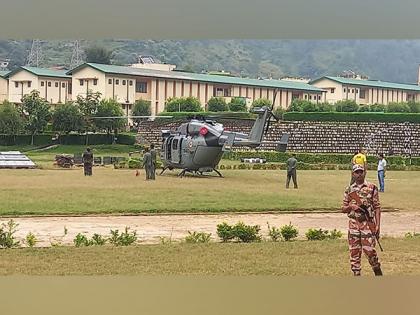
[[6, 66, 70, 79], [311, 76, 420, 92], [0, 70, 10, 78], [68, 63, 324, 93]]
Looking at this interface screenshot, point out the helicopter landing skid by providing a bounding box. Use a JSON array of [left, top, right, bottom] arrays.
[[159, 167, 168, 175], [213, 168, 224, 178]]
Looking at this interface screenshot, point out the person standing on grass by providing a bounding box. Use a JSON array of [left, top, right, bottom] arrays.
[[350, 147, 367, 185], [82, 147, 93, 176], [377, 153, 387, 192], [142, 147, 154, 180], [150, 143, 157, 180], [342, 164, 382, 276], [286, 153, 298, 189]]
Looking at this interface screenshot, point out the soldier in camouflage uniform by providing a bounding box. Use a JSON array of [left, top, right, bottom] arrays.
[[82, 147, 93, 176], [150, 144, 156, 180], [342, 164, 383, 276]]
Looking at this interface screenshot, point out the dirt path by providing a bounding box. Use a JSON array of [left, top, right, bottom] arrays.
[[3, 211, 420, 247]]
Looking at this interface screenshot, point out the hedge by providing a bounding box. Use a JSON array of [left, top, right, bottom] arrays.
[[282, 112, 420, 123], [223, 151, 420, 166], [0, 134, 53, 146], [0, 133, 136, 146], [158, 111, 255, 119]]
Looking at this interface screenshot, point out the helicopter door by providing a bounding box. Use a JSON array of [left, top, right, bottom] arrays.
[[171, 137, 181, 164], [166, 136, 173, 161]]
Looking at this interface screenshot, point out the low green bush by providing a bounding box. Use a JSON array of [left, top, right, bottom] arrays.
[[0, 220, 21, 248], [283, 112, 420, 123], [109, 227, 137, 246], [216, 222, 235, 242], [267, 223, 282, 242], [232, 222, 261, 243], [305, 228, 343, 241], [185, 231, 212, 243], [280, 223, 299, 241]]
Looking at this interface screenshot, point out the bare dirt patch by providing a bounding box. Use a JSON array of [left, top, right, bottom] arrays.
[[3, 211, 420, 247]]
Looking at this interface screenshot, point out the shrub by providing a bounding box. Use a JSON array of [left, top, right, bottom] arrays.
[[250, 98, 271, 111], [165, 97, 202, 112], [128, 158, 142, 169], [232, 222, 261, 243], [185, 231, 212, 243], [335, 100, 359, 112], [267, 223, 282, 242], [370, 103, 386, 112], [216, 222, 235, 242], [74, 233, 90, 247], [273, 107, 285, 118], [280, 223, 299, 241], [386, 102, 411, 113], [109, 227, 137, 246], [305, 228, 343, 240], [207, 97, 228, 112], [91, 233, 107, 245], [405, 232, 420, 238], [407, 101, 420, 113], [287, 99, 305, 112], [282, 112, 420, 123], [25, 232, 37, 248], [317, 102, 335, 112], [301, 101, 318, 112], [132, 99, 152, 116], [0, 219, 21, 248], [229, 97, 247, 112]]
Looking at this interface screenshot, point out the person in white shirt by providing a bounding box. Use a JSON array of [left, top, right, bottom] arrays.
[[377, 154, 387, 192]]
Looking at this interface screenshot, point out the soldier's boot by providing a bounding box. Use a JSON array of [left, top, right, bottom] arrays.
[[373, 267, 383, 276], [353, 271, 361, 276]]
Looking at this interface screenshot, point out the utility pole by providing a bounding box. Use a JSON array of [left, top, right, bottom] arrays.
[[70, 40, 84, 69], [26, 39, 44, 67]]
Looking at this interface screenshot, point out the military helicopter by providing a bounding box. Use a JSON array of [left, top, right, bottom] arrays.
[[159, 104, 289, 177], [91, 92, 289, 177]]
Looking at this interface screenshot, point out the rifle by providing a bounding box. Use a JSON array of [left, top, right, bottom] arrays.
[[348, 191, 384, 252]]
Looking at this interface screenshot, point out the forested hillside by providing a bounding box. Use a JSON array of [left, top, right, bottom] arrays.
[[1, 39, 420, 84]]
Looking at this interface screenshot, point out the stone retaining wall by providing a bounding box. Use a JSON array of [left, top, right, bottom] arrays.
[[137, 119, 420, 156]]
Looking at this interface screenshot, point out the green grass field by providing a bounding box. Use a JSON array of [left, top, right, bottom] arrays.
[[0, 167, 419, 215], [0, 238, 419, 275]]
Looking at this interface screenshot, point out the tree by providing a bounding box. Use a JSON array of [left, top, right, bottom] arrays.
[[20, 91, 51, 144], [75, 91, 101, 135], [250, 98, 271, 111], [228, 97, 247, 112], [94, 99, 126, 135], [0, 101, 24, 135], [85, 46, 113, 64], [132, 99, 151, 127], [165, 97, 202, 112], [52, 102, 84, 134], [207, 97, 228, 112]]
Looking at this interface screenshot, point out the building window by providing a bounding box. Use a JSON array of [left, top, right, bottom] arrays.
[[351, 89, 354, 93], [318, 95, 321, 100], [309, 95, 312, 100], [79, 79, 84, 86], [129, 80, 133, 86], [136, 81, 147, 93], [14, 82, 18, 88], [62, 83, 65, 88], [116, 79, 119, 85], [41, 81, 45, 87], [55, 82, 59, 87], [28, 81, 32, 88], [108, 78, 112, 84], [48, 82, 51, 87], [304, 94, 307, 99], [68, 83, 72, 94], [355, 89, 358, 93], [360, 89, 366, 98], [330, 88, 335, 94], [122, 80, 126, 85], [213, 87, 231, 97], [343, 88, 346, 93], [93, 79, 98, 86]]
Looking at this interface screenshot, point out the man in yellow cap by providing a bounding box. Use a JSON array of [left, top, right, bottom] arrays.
[[342, 164, 382, 276], [350, 147, 367, 185]]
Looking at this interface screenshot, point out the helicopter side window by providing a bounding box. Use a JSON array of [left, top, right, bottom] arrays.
[[172, 139, 178, 150]]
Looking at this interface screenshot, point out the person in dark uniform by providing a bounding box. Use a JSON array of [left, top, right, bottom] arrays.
[[143, 147, 153, 180], [150, 144, 157, 180], [82, 147, 94, 176], [286, 153, 298, 189]]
